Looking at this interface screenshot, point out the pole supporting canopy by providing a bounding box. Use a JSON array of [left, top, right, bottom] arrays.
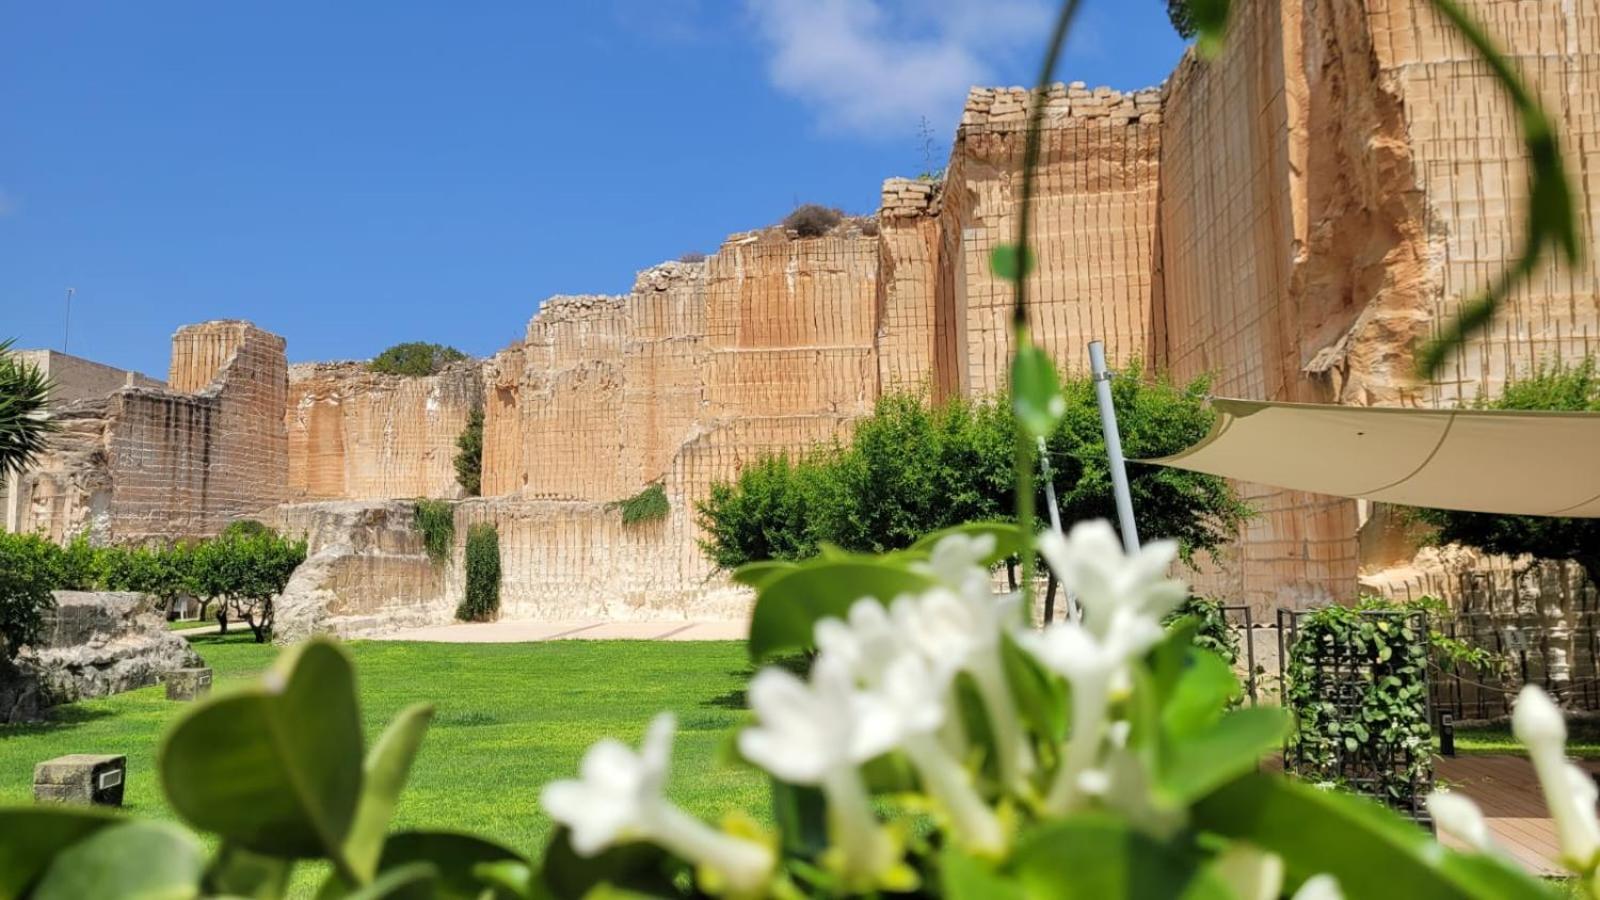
[[1143, 398, 1600, 518]]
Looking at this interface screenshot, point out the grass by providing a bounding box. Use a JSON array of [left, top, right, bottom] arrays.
[[1451, 719, 1600, 759], [0, 633, 768, 892], [166, 619, 213, 632]]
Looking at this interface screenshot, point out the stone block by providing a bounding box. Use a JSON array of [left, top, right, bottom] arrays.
[[165, 667, 213, 701], [33, 754, 126, 807]]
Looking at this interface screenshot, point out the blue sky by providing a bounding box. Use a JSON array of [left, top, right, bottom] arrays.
[[1, 2, 1188, 379]]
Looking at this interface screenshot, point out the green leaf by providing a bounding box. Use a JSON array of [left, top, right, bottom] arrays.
[[910, 521, 1028, 565], [1161, 649, 1239, 738], [0, 806, 120, 900], [1193, 772, 1552, 898], [1188, 0, 1232, 58], [346, 703, 436, 881], [771, 780, 829, 859], [1002, 630, 1068, 744], [207, 843, 292, 899], [32, 821, 206, 900], [159, 637, 365, 868], [1011, 344, 1065, 439], [472, 860, 541, 900], [990, 244, 1035, 282], [344, 862, 437, 900], [1011, 816, 1230, 899], [729, 560, 798, 591], [1158, 707, 1288, 805], [940, 849, 1024, 900], [747, 558, 937, 660], [380, 831, 529, 900], [539, 829, 680, 900]]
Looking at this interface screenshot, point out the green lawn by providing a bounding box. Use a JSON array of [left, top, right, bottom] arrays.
[[166, 618, 214, 631], [0, 634, 769, 864], [1452, 719, 1600, 759]]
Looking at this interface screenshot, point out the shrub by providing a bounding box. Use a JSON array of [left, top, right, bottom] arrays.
[[367, 342, 467, 377], [186, 528, 307, 643], [0, 533, 59, 666], [459, 523, 500, 622], [453, 409, 484, 497], [219, 519, 271, 539], [52, 533, 100, 591], [1162, 595, 1238, 665], [616, 483, 669, 525], [781, 204, 843, 238], [678, 251, 707, 263], [413, 499, 455, 565]]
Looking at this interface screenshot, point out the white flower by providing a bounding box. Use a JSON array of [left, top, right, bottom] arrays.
[[1020, 607, 1165, 814], [1210, 844, 1285, 900], [815, 598, 905, 685], [740, 657, 899, 883], [542, 714, 774, 894], [890, 587, 1034, 790], [1513, 685, 1600, 868], [1426, 790, 1494, 853], [913, 532, 999, 601], [1037, 520, 1187, 635], [1291, 874, 1343, 900]]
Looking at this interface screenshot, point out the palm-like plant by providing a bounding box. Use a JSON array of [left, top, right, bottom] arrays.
[[0, 339, 55, 479]]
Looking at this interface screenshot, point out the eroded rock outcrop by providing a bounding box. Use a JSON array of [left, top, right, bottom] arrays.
[[1, 591, 202, 723]]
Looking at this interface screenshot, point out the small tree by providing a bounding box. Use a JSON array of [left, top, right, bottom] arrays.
[[367, 342, 467, 377], [187, 529, 306, 642], [1413, 360, 1600, 589], [453, 409, 484, 497], [0, 533, 59, 668], [459, 523, 501, 622], [52, 533, 101, 591], [696, 453, 845, 570], [0, 339, 55, 480], [1165, 0, 1196, 38]]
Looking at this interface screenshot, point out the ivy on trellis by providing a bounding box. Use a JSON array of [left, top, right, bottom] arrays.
[[1281, 603, 1433, 820]]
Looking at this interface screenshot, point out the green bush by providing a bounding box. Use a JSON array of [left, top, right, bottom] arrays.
[[412, 500, 455, 565], [53, 533, 100, 591], [453, 409, 484, 497], [616, 483, 669, 525], [781, 204, 843, 238], [219, 519, 271, 539], [1162, 595, 1238, 665], [0, 533, 59, 666], [366, 342, 467, 377], [459, 523, 500, 622], [698, 374, 1248, 570], [186, 528, 307, 643]]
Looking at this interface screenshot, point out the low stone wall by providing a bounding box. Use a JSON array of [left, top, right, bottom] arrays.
[[0, 591, 201, 723]]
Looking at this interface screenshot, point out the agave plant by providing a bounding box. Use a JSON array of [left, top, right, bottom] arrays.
[[0, 340, 55, 480]]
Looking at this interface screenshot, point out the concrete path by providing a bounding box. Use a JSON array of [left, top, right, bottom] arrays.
[[369, 619, 748, 643]]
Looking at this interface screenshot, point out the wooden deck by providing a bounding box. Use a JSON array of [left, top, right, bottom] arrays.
[[1434, 754, 1596, 876]]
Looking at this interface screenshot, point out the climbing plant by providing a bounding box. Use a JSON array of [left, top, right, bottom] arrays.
[[616, 483, 669, 525], [458, 523, 500, 622], [1163, 595, 1238, 666], [412, 500, 455, 566], [453, 409, 484, 497], [1283, 601, 1433, 815]]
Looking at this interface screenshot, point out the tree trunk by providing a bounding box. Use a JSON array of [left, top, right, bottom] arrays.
[[215, 605, 229, 635], [1006, 559, 1018, 592], [1042, 572, 1059, 625]]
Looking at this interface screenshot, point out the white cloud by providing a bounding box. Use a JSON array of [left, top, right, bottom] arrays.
[[745, 0, 1052, 139]]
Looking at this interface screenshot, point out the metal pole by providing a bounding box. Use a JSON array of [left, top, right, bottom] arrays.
[[63, 287, 75, 353], [1037, 434, 1079, 621], [1088, 340, 1139, 553]]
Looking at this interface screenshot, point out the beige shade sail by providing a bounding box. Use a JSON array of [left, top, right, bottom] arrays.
[[1143, 399, 1600, 517]]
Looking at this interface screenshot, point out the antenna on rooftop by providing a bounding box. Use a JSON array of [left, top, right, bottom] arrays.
[[63, 287, 75, 353]]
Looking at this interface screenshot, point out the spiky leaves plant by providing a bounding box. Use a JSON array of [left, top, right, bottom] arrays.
[[0, 340, 55, 480]]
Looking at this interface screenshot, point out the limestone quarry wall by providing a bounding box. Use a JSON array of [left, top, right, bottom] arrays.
[[944, 83, 1164, 395], [7, 321, 288, 543], [285, 362, 482, 501]]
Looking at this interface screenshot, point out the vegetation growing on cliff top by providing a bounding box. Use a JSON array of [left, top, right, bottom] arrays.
[[367, 341, 467, 377], [453, 409, 484, 497], [781, 204, 843, 238]]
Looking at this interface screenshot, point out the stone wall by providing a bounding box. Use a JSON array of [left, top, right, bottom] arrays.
[[285, 362, 482, 501]]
